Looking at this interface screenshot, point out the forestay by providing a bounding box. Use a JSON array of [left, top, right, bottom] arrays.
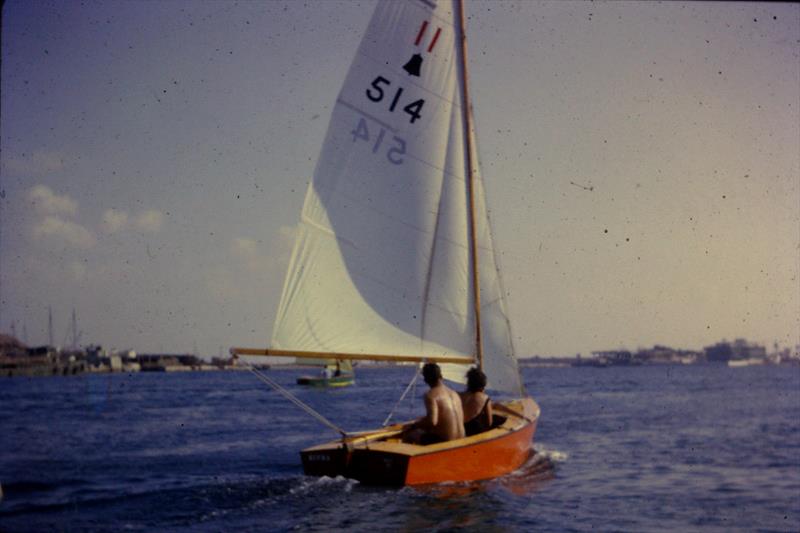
[[270, 0, 522, 394]]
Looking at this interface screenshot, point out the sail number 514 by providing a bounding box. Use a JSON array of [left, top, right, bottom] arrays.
[[351, 118, 405, 165], [366, 76, 424, 124]]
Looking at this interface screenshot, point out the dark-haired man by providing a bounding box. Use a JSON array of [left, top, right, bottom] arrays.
[[403, 363, 465, 444]]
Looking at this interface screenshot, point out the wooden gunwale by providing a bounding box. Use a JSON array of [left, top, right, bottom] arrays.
[[301, 398, 538, 485], [307, 398, 538, 456], [399, 418, 531, 459]]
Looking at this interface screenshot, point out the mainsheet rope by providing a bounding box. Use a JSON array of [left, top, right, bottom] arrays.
[[382, 364, 422, 427], [243, 362, 347, 437]]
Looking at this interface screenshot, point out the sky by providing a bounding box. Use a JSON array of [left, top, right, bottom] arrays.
[[1, 1, 798, 359]]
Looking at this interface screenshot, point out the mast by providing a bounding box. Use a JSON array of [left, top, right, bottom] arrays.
[[48, 306, 54, 348], [456, 0, 483, 370], [72, 308, 78, 350]]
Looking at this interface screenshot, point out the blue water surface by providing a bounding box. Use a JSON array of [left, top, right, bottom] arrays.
[[1, 364, 798, 532]]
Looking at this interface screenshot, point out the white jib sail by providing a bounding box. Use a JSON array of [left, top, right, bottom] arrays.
[[271, 0, 522, 394]]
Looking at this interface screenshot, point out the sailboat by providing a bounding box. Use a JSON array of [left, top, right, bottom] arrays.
[[232, 0, 540, 485], [296, 359, 355, 387]]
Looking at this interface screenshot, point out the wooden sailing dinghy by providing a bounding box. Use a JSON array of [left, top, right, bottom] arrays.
[[232, 0, 540, 485], [296, 359, 355, 387]]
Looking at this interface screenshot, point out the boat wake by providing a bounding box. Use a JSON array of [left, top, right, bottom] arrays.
[[288, 474, 358, 495], [534, 443, 569, 463], [493, 448, 560, 495]]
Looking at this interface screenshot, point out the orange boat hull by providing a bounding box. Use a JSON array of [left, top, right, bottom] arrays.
[[301, 397, 539, 486]]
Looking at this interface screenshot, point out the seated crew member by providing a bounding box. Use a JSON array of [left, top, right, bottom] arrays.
[[403, 363, 465, 445], [460, 367, 493, 436]]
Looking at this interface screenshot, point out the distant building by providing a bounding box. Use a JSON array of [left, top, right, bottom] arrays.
[[636, 345, 701, 365], [1, 335, 86, 377], [705, 342, 733, 362], [591, 350, 638, 365], [731, 338, 766, 360], [0, 334, 27, 357], [138, 353, 202, 371], [704, 339, 766, 363]]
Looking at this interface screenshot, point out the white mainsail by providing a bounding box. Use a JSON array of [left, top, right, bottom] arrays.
[[270, 0, 522, 394]]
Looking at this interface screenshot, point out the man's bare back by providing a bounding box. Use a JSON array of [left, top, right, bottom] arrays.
[[404, 363, 465, 444], [423, 383, 465, 441]]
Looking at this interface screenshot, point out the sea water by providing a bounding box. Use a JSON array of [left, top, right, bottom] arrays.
[[1, 364, 798, 532]]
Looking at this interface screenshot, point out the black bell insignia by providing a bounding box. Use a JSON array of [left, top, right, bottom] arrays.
[[403, 53, 423, 77]]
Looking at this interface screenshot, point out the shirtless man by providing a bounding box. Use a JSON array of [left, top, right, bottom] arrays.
[[404, 363, 465, 444]]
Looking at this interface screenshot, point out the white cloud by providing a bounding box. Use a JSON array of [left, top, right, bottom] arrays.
[[101, 208, 129, 234], [231, 237, 262, 272], [33, 215, 96, 249], [230, 227, 295, 274], [136, 210, 164, 233], [28, 185, 77, 216], [276, 224, 296, 267], [210, 234, 292, 307], [232, 237, 259, 256], [4, 151, 65, 176]]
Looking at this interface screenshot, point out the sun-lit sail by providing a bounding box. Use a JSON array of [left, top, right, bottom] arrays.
[[266, 0, 520, 393]]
